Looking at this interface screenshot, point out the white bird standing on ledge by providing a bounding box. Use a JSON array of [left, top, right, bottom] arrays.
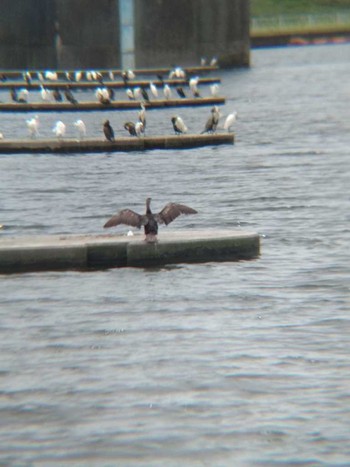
[[26, 115, 39, 138], [74, 120, 86, 140], [223, 111, 237, 132], [53, 121, 66, 139]]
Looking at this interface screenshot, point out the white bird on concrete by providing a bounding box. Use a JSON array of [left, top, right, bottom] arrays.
[[126, 88, 135, 100], [133, 87, 142, 100], [95, 87, 110, 104], [0, 132, 4, 140], [210, 57, 218, 66], [74, 119, 86, 140], [45, 71, 58, 81], [169, 67, 186, 79], [75, 71, 82, 82], [53, 120, 66, 139], [138, 103, 146, 129], [189, 76, 200, 97], [163, 84, 172, 100], [17, 88, 29, 103], [26, 115, 39, 138], [150, 82, 158, 98], [135, 121, 144, 137], [223, 111, 237, 132], [40, 85, 52, 102], [210, 83, 220, 96]]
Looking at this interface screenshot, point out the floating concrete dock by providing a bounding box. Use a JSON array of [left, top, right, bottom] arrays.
[[0, 97, 225, 112], [0, 77, 220, 90], [0, 230, 260, 273], [0, 66, 218, 81], [0, 133, 234, 154]]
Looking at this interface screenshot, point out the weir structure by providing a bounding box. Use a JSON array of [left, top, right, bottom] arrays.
[[0, 0, 250, 70]]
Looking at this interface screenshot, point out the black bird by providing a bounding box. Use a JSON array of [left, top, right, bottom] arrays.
[[108, 87, 115, 100], [124, 122, 137, 136], [201, 106, 220, 134], [103, 197, 197, 243], [176, 86, 186, 98], [0, 73, 7, 82], [141, 87, 150, 102], [53, 87, 63, 102], [10, 87, 18, 103], [103, 120, 115, 141], [64, 86, 78, 104]]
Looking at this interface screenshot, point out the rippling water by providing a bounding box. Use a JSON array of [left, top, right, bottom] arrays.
[[1, 44, 350, 466]]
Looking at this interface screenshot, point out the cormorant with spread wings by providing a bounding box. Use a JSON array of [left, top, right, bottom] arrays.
[[104, 197, 197, 242]]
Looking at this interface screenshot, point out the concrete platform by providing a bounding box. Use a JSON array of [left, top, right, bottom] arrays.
[[0, 65, 218, 81], [0, 77, 220, 90], [0, 97, 225, 112], [0, 230, 260, 273], [0, 133, 234, 154]]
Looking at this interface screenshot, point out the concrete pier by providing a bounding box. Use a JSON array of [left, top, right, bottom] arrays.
[[0, 77, 220, 90], [0, 134, 234, 154], [0, 97, 226, 113], [0, 230, 260, 273]]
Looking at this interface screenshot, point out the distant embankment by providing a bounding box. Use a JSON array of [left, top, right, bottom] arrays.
[[251, 12, 350, 47]]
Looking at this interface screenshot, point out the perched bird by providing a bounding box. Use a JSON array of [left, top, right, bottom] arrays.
[[124, 122, 137, 136], [74, 71, 82, 82], [169, 67, 186, 79], [189, 77, 201, 98], [17, 88, 29, 103], [200, 57, 207, 66], [171, 116, 188, 135], [103, 197, 197, 243], [10, 87, 18, 102], [210, 57, 218, 66], [176, 86, 186, 98], [126, 88, 135, 100], [138, 103, 146, 131], [26, 115, 39, 138], [0, 132, 4, 140], [103, 120, 115, 141], [141, 87, 150, 102], [96, 87, 111, 104], [74, 119, 86, 140], [52, 87, 63, 102], [64, 86, 78, 104], [210, 83, 220, 96], [121, 69, 135, 85], [108, 88, 115, 100], [163, 84, 172, 100], [40, 85, 52, 102], [201, 106, 221, 134], [133, 87, 142, 100], [223, 112, 237, 132], [150, 82, 158, 98], [23, 72, 32, 85], [53, 120, 66, 139], [45, 71, 58, 81], [135, 121, 144, 137]]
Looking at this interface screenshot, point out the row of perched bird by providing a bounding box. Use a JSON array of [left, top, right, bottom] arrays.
[[0, 60, 217, 85], [18, 106, 236, 141], [8, 80, 218, 105]]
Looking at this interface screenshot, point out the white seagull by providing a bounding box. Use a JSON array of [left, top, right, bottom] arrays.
[[163, 84, 172, 100], [53, 120, 66, 139], [26, 115, 40, 138], [223, 112, 237, 132], [150, 82, 158, 98], [74, 120, 86, 140]]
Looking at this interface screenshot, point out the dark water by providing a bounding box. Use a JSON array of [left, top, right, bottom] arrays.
[[1, 44, 350, 466]]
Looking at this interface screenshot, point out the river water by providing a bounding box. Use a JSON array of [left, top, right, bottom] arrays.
[[0, 44, 349, 466]]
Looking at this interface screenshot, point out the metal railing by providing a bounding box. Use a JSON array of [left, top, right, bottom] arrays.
[[251, 11, 350, 33]]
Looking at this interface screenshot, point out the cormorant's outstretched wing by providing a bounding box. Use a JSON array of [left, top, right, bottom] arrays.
[[104, 209, 146, 228], [157, 203, 197, 226]]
